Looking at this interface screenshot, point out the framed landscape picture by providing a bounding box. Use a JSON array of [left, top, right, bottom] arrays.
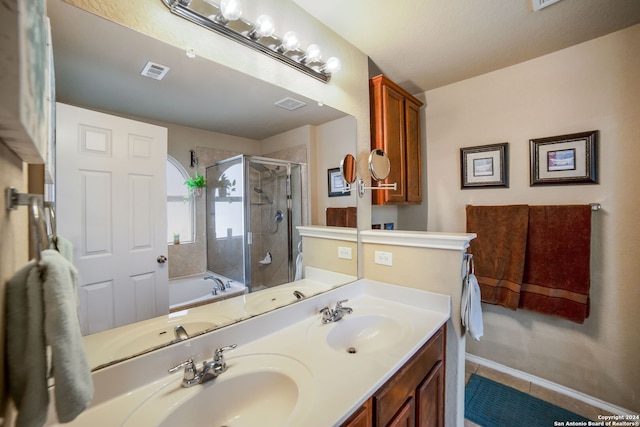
[[460, 143, 509, 189], [530, 131, 598, 186]]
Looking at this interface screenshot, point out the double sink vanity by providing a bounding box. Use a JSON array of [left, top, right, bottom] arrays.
[[46, 279, 450, 426]]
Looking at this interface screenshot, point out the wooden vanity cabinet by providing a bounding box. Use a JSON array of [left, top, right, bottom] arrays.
[[341, 325, 445, 427], [370, 74, 424, 205]]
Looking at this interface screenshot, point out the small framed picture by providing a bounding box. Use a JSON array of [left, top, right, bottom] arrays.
[[328, 167, 349, 197], [530, 131, 598, 186], [460, 143, 509, 189], [384, 223, 394, 230]]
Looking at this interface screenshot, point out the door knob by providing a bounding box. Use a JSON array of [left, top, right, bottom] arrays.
[[157, 255, 168, 264]]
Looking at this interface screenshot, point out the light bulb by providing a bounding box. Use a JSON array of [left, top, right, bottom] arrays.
[[279, 31, 300, 52], [301, 44, 322, 63], [249, 14, 275, 40], [220, 0, 242, 21], [322, 56, 342, 74]]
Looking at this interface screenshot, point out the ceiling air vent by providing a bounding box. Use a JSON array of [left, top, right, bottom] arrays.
[[532, 0, 563, 11], [274, 97, 307, 111], [140, 61, 170, 80]]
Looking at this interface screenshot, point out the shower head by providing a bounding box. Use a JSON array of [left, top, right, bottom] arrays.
[[253, 187, 272, 204], [250, 163, 276, 176]]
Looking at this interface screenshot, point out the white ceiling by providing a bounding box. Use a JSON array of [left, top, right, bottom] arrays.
[[49, 0, 640, 138], [293, 0, 640, 93]]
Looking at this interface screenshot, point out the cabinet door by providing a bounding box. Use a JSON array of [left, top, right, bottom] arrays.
[[416, 360, 445, 427], [387, 397, 415, 427], [404, 100, 422, 203], [377, 84, 407, 204], [341, 399, 372, 427]]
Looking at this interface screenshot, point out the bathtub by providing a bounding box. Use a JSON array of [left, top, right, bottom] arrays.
[[169, 273, 247, 312]]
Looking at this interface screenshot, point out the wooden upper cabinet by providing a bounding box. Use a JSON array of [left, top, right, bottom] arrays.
[[370, 75, 424, 205]]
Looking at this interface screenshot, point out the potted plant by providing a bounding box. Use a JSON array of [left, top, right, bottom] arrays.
[[213, 173, 236, 197], [184, 172, 207, 197]]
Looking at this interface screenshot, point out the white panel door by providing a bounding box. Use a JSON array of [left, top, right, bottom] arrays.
[[56, 103, 169, 335]]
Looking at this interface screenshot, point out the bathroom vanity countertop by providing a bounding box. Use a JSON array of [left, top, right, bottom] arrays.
[[82, 267, 356, 370], [48, 279, 449, 426]]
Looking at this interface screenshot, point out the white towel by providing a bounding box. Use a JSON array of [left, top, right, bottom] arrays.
[[294, 252, 304, 280], [6, 250, 93, 426], [462, 254, 484, 341]]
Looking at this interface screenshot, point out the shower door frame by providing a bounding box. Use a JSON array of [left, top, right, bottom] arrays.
[[206, 155, 305, 293], [244, 155, 303, 292]]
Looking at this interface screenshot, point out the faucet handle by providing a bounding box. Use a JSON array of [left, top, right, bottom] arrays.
[[168, 358, 197, 381], [214, 344, 237, 361], [336, 299, 349, 308], [213, 344, 237, 374]]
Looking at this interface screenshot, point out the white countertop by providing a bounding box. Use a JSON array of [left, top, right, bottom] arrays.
[[47, 279, 450, 426]]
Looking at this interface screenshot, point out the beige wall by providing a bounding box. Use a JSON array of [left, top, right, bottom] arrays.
[[0, 141, 29, 416], [424, 24, 640, 411], [313, 115, 358, 225], [301, 236, 357, 277]]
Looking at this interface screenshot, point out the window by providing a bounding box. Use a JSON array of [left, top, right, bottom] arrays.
[[167, 156, 194, 244], [214, 163, 243, 238]]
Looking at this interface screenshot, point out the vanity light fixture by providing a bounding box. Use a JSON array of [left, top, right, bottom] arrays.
[[161, 0, 341, 83]]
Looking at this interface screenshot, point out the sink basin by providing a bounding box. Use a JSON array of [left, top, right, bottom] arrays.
[[325, 314, 408, 354], [123, 354, 314, 427], [243, 281, 330, 315], [111, 320, 219, 359], [306, 301, 413, 355]]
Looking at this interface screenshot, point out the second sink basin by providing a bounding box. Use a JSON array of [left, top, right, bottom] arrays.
[[306, 299, 413, 355], [325, 314, 408, 354], [122, 354, 314, 427]]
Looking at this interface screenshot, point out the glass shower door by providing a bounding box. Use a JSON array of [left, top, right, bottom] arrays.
[[206, 156, 245, 283]]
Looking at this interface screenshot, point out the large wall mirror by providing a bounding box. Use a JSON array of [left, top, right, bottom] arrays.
[[48, 0, 358, 371]]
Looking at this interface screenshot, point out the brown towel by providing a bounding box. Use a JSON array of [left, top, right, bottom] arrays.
[[519, 205, 591, 323], [326, 207, 357, 228], [466, 205, 529, 310]]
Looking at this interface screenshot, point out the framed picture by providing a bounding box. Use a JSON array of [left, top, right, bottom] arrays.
[[460, 143, 509, 189], [530, 131, 598, 186], [328, 167, 349, 197]]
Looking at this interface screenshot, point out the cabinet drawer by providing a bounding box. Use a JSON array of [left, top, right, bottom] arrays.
[[374, 328, 444, 426]]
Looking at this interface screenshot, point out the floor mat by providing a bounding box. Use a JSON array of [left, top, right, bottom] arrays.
[[465, 374, 590, 426]]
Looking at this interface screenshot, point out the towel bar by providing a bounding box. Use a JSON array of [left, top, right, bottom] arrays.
[[465, 203, 602, 211], [5, 187, 48, 266]]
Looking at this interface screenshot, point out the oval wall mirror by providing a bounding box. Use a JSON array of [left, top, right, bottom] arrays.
[[368, 149, 391, 181], [340, 154, 357, 184]]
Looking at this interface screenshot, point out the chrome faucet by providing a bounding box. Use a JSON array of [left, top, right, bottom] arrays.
[[168, 344, 237, 388], [319, 299, 353, 323], [204, 276, 226, 294], [174, 325, 189, 341]]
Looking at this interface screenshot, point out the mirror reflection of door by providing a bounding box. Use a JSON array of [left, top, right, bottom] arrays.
[[56, 103, 169, 335]]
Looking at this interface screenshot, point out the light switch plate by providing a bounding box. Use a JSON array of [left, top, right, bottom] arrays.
[[338, 246, 352, 260], [374, 250, 393, 266]]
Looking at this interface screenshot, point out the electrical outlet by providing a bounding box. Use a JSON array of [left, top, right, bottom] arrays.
[[374, 250, 393, 266], [338, 246, 352, 260]]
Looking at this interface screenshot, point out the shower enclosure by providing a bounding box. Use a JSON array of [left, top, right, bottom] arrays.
[[206, 155, 305, 292]]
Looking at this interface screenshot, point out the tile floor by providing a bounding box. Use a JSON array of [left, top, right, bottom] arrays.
[[464, 360, 615, 427]]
